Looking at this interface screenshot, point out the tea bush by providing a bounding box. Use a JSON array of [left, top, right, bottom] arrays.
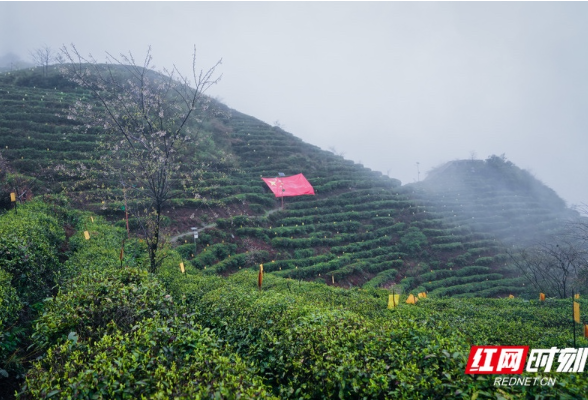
[[31, 267, 174, 352], [21, 316, 276, 399], [0, 202, 64, 305], [165, 270, 588, 399]]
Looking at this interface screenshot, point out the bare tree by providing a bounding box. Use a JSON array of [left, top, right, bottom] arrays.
[[30, 45, 54, 76], [566, 205, 588, 246], [0, 153, 37, 202], [59, 44, 222, 273], [328, 146, 345, 158], [509, 237, 588, 298]]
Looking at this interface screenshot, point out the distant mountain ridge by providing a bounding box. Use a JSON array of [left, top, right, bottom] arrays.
[[411, 156, 575, 246], [0, 52, 34, 72]]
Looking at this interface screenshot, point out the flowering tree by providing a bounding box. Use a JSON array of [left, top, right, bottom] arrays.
[[59, 45, 222, 272]]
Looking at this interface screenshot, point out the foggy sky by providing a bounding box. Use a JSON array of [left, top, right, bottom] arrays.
[[2, 2, 587, 207]]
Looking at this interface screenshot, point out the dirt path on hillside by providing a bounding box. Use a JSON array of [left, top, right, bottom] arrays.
[[168, 206, 283, 243], [169, 222, 218, 243]]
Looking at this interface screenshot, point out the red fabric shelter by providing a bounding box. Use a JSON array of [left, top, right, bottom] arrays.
[[262, 174, 315, 197]]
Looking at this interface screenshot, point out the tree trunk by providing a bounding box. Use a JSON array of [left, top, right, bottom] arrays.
[[149, 206, 162, 273]]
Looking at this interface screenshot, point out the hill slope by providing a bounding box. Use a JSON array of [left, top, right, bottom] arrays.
[[3, 200, 587, 399], [0, 67, 579, 297], [411, 156, 575, 246]]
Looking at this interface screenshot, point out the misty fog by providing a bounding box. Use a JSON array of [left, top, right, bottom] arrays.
[[1, 1, 587, 206]]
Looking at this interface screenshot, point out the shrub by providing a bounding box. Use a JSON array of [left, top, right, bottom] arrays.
[[474, 256, 495, 266], [0, 201, 65, 305], [0, 269, 24, 379], [0, 269, 21, 328], [294, 248, 314, 259], [31, 267, 174, 351], [20, 316, 275, 399], [362, 268, 399, 289], [399, 226, 428, 253]]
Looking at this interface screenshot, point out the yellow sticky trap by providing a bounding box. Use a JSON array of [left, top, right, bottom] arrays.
[[575, 294, 580, 299], [418, 292, 427, 299], [574, 302, 580, 323], [406, 294, 417, 304], [585, 325, 588, 339], [258, 264, 264, 290], [10, 192, 16, 202], [91, 216, 94, 223], [84, 231, 90, 240], [508, 294, 515, 299], [388, 294, 400, 309], [540, 293, 545, 301], [180, 262, 185, 274]]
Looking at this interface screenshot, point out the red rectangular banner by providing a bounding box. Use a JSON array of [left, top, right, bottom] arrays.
[[262, 174, 315, 197]]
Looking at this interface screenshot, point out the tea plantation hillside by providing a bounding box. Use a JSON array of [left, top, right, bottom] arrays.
[[0, 67, 580, 299], [1, 200, 587, 399], [411, 157, 577, 246]]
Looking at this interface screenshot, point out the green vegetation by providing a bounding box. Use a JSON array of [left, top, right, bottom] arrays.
[[412, 157, 575, 246], [3, 67, 582, 299], [1, 67, 587, 398], [1, 201, 586, 398]]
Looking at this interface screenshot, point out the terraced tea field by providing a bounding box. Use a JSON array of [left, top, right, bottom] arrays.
[[0, 68, 578, 298]]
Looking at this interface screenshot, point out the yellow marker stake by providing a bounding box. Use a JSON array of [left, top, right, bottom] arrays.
[[585, 325, 588, 339], [180, 262, 185, 274], [258, 264, 264, 290], [388, 294, 400, 309], [84, 231, 90, 240]]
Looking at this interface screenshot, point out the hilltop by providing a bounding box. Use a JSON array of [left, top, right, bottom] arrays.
[[0, 66, 580, 298], [411, 156, 576, 245]]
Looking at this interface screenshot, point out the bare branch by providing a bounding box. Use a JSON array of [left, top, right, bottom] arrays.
[[30, 44, 54, 76], [58, 45, 222, 273]]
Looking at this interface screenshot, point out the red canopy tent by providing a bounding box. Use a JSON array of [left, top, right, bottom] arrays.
[[262, 174, 314, 205]]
